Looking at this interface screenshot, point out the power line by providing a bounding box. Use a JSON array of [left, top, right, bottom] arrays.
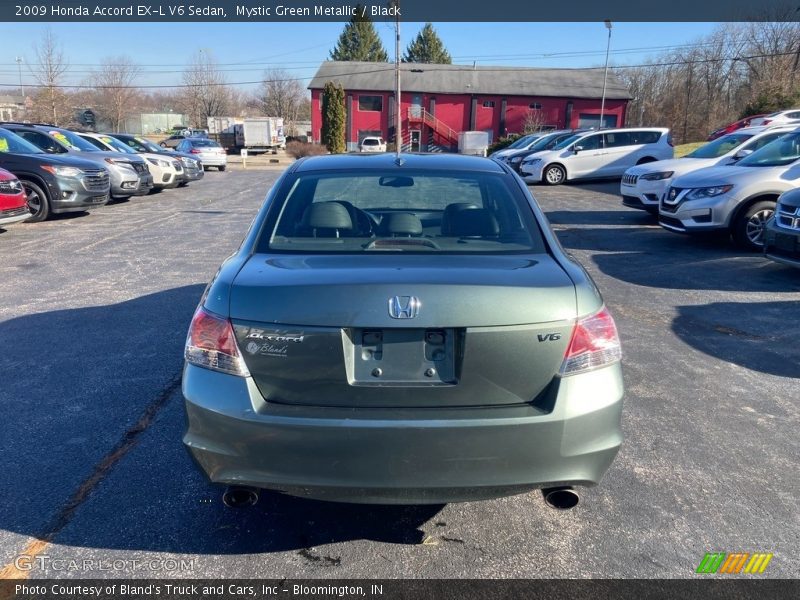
[[0, 50, 794, 91]]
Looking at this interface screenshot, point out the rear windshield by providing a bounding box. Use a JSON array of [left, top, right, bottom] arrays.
[[189, 140, 219, 147], [362, 139, 380, 145], [685, 133, 752, 158], [0, 128, 44, 154], [258, 170, 546, 254]]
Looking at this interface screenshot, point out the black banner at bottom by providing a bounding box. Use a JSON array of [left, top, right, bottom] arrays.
[[1, 579, 798, 600]]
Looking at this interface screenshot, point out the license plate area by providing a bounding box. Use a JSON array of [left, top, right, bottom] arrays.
[[346, 328, 457, 386]]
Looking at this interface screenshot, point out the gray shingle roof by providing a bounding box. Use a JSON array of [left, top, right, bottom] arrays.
[[308, 61, 631, 100]]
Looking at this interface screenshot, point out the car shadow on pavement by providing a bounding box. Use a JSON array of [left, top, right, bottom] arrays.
[[672, 301, 800, 379], [0, 284, 445, 559], [554, 223, 800, 293], [0, 285, 206, 552], [546, 210, 655, 227]]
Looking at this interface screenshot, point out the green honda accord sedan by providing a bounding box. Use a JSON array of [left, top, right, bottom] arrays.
[[182, 153, 623, 507]]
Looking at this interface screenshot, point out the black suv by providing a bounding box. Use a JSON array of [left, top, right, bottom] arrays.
[[0, 127, 110, 222]]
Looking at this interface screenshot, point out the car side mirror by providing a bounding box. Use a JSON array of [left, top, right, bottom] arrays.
[[734, 148, 753, 160], [573, 145, 584, 153]]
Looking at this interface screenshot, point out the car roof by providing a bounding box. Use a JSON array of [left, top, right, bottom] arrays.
[[579, 127, 670, 135], [292, 153, 507, 174], [737, 125, 800, 135]]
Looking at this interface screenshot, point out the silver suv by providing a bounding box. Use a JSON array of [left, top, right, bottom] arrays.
[[659, 130, 800, 250], [621, 125, 795, 214]]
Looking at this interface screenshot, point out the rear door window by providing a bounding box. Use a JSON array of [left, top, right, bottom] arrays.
[[603, 132, 632, 148], [630, 131, 662, 144]]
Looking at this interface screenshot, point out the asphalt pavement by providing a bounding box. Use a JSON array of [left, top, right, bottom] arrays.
[[0, 169, 797, 579]]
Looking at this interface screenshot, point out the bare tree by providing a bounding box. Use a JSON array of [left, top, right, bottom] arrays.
[[522, 108, 547, 134], [251, 68, 311, 132], [179, 49, 232, 127], [29, 28, 70, 125], [91, 56, 142, 131]]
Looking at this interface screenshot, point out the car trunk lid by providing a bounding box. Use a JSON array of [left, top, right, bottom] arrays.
[[229, 254, 577, 408]]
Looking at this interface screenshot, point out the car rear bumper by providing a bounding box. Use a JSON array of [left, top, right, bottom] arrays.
[[200, 156, 227, 167], [182, 362, 623, 504]]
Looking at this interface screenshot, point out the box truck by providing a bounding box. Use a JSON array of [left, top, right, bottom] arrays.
[[458, 131, 490, 157]]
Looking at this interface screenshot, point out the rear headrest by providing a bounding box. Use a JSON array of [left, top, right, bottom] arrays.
[[441, 202, 480, 235], [380, 212, 423, 236], [304, 202, 353, 231], [449, 208, 500, 237]]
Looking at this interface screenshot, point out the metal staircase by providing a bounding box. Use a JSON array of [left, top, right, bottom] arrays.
[[407, 107, 458, 147]]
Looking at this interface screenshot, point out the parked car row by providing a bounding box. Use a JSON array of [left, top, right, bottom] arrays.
[[619, 124, 800, 266], [508, 127, 674, 185], [487, 121, 800, 267], [0, 122, 215, 226]]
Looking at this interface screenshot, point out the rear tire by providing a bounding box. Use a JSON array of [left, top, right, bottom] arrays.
[[732, 200, 775, 251], [543, 164, 566, 185], [22, 180, 50, 223]]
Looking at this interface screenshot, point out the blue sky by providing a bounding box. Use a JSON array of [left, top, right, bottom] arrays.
[[0, 22, 719, 92]]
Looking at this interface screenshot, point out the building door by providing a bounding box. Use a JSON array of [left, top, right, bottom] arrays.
[[410, 94, 423, 118], [410, 130, 421, 152]]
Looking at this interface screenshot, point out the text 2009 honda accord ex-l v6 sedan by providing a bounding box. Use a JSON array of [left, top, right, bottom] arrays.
[[182, 153, 623, 507]]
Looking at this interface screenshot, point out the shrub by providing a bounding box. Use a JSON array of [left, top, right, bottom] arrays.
[[285, 141, 328, 159], [488, 135, 521, 154]]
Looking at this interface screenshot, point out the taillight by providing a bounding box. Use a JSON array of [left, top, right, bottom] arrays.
[[560, 306, 621, 376], [185, 306, 250, 377], [190, 149, 201, 154]]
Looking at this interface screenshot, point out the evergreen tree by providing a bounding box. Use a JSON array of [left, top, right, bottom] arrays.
[[402, 23, 452, 64], [329, 7, 389, 62], [321, 81, 346, 154]]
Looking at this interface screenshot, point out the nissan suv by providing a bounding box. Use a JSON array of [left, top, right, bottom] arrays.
[[2, 123, 151, 200], [621, 125, 795, 214], [0, 127, 110, 222], [659, 130, 800, 250]]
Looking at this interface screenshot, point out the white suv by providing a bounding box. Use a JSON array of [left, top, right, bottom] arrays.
[[621, 126, 796, 214], [359, 137, 386, 152], [659, 130, 800, 250], [520, 128, 672, 185]]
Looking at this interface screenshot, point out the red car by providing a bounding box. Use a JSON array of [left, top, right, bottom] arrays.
[[707, 114, 768, 141], [0, 168, 30, 228]]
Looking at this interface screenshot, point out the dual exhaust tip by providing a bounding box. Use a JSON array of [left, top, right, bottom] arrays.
[[542, 486, 580, 510], [222, 485, 579, 510], [222, 486, 259, 508]]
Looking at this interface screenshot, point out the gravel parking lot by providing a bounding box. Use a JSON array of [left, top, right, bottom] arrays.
[[0, 169, 798, 579]]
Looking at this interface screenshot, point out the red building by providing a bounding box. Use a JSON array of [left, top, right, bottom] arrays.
[[309, 61, 631, 152]]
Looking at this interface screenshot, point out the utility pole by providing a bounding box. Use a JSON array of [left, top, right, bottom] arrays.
[[393, 0, 401, 158], [599, 20, 612, 130], [15, 57, 24, 97]]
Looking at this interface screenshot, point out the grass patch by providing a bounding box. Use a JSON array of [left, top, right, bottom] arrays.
[[674, 142, 705, 157]]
